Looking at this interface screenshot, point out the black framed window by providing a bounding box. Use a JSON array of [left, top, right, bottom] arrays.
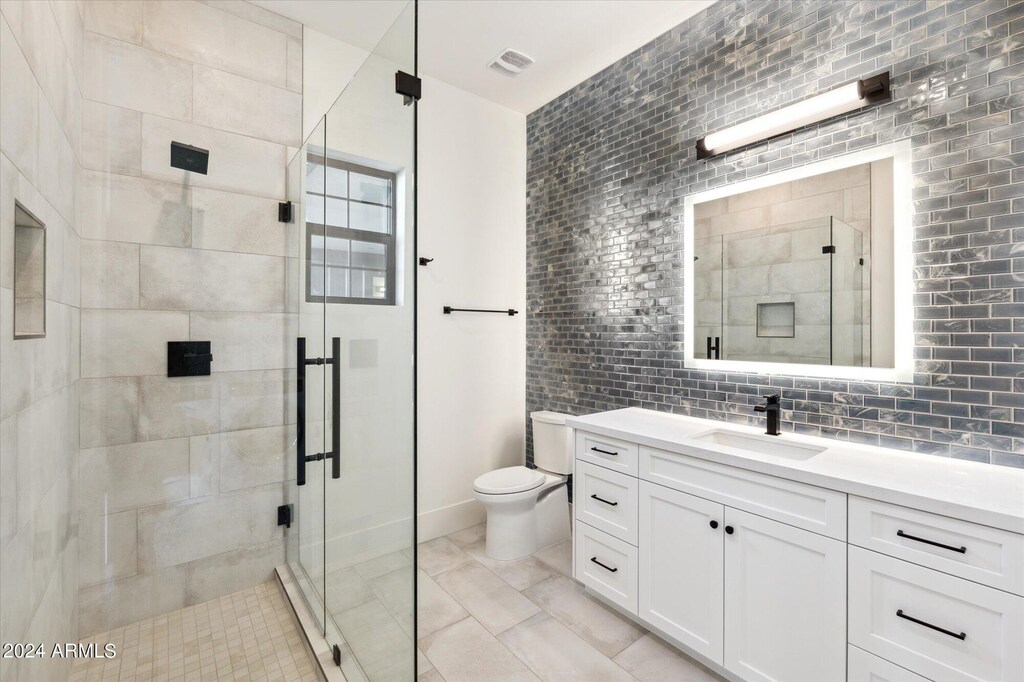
[[306, 158, 396, 305]]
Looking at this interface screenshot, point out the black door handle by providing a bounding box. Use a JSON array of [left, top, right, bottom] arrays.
[[710, 520, 719, 529], [590, 447, 618, 456], [897, 530, 966, 554], [590, 494, 618, 507], [896, 610, 966, 641], [590, 557, 618, 573], [725, 525, 734, 535], [329, 337, 340, 480]]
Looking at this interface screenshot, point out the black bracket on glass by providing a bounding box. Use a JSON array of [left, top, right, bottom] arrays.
[[822, 244, 836, 254], [278, 201, 292, 223], [277, 504, 292, 529], [167, 341, 212, 377], [419, 257, 434, 266], [396, 70, 422, 105]]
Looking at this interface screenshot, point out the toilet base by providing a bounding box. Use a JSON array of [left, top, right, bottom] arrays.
[[480, 481, 570, 561]]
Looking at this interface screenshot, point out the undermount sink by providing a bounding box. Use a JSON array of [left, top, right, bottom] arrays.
[[689, 429, 826, 460]]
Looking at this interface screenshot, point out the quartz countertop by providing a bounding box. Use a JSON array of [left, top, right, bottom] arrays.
[[566, 408, 1024, 534]]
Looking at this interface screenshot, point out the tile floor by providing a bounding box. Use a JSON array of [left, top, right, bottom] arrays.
[[69, 581, 318, 682], [414, 525, 724, 682]]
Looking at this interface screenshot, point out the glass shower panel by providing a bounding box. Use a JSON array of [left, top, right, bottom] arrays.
[[322, 3, 417, 680], [830, 217, 868, 366], [286, 117, 328, 632], [720, 218, 832, 364], [693, 235, 723, 359]]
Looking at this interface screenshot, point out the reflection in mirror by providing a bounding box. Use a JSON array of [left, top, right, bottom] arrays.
[[692, 158, 894, 368], [13, 202, 46, 339]]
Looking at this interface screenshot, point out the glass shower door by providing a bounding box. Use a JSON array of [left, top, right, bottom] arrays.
[[285, 4, 417, 680], [322, 4, 417, 680]]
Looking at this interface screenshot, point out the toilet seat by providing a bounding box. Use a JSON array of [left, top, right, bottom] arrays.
[[473, 466, 545, 495]]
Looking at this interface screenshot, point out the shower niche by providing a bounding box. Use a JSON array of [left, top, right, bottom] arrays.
[[684, 141, 913, 380], [13, 202, 46, 339]]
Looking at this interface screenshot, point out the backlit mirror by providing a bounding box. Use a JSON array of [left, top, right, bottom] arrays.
[[684, 141, 912, 381]]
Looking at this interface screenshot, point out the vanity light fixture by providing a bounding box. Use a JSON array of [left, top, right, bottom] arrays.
[[696, 71, 891, 159]]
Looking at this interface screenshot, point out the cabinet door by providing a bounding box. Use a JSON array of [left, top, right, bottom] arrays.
[[639, 481, 725, 664], [724, 508, 846, 682]]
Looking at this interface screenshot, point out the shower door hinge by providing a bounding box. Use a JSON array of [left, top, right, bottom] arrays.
[[278, 201, 292, 223], [822, 245, 836, 254], [332, 644, 342, 667], [395, 70, 421, 105], [277, 504, 292, 529]]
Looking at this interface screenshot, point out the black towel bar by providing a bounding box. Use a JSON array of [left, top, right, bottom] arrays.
[[443, 306, 518, 316]]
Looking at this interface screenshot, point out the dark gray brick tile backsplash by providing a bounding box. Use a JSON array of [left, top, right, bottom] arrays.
[[526, 0, 1024, 468]]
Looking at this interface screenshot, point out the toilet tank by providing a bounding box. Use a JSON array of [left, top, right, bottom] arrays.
[[531, 411, 573, 475]]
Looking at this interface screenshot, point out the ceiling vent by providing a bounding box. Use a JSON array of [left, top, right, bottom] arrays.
[[487, 48, 534, 77]]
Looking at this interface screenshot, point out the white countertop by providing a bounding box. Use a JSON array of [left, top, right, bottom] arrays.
[[566, 408, 1024, 534]]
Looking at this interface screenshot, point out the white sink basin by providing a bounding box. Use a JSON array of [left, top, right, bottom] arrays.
[[689, 429, 826, 460]]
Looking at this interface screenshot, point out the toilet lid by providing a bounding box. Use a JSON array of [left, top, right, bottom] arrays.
[[473, 466, 545, 495]]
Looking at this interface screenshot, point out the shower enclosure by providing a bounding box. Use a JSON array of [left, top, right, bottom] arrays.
[[284, 4, 417, 679], [693, 216, 868, 366]]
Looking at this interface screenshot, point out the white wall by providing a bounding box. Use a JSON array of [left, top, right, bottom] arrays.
[[302, 33, 527, 543], [416, 76, 526, 540]]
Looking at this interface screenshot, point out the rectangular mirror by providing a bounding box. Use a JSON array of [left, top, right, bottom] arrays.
[[684, 141, 913, 381], [13, 202, 46, 339]]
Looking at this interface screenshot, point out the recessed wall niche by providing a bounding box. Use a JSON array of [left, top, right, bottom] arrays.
[[13, 202, 45, 339]]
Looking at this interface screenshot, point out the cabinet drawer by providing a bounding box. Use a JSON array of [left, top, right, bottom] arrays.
[[848, 646, 929, 682], [576, 432, 638, 476], [640, 445, 846, 540], [849, 546, 1024, 682], [849, 496, 1024, 595], [574, 521, 638, 614], [575, 461, 638, 545]]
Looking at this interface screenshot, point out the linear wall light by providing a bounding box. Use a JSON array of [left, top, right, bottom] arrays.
[[696, 71, 891, 159]]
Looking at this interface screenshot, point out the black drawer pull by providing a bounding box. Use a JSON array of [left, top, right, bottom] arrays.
[[896, 610, 966, 641], [591, 447, 618, 456], [897, 530, 966, 554], [590, 557, 618, 573], [590, 494, 618, 507]]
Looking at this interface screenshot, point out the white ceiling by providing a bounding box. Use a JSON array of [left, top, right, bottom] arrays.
[[253, 0, 714, 114]]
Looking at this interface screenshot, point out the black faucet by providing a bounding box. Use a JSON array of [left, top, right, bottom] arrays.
[[754, 394, 782, 436]]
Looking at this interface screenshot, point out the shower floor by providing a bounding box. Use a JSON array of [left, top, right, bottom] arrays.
[[69, 581, 317, 681]]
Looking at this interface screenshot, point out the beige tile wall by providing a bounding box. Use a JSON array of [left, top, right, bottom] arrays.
[[0, 2, 84, 681], [74, 0, 301, 637]]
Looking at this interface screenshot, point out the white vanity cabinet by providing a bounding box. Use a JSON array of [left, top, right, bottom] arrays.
[[570, 416, 1024, 682]]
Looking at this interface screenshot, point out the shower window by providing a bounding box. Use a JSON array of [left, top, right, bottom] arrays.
[[306, 158, 396, 304]]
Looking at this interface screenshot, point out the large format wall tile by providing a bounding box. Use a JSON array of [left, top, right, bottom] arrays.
[[140, 245, 285, 312], [140, 115, 288, 198], [79, 377, 139, 449], [190, 187, 289, 257], [183, 538, 284, 604], [80, 438, 190, 513], [0, 14, 40, 183], [84, 32, 192, 119], [189, 311, 292, 371], [81, 240, 141, 309], [81, 100, 142, 176], [191, 425, 289, 493], [142, 1, 289, 89], [78, 510, 138, 588], [137, 375, 219, 441], [193, 65, 302, 146], [79, 170, 191, 247], [81, 309, 189, 377], [80, 0, 144, 44], [78, 565, 188, 637]]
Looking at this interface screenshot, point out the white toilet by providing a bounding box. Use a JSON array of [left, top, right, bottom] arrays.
[[473, 411, 573, 561]]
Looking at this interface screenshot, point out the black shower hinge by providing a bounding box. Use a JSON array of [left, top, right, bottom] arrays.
[[822, 245, 836, 254], [277, 504, 292, 529], [419, 257, 434, 266], [859, 257, 865, 265], [395, 70, 421, 104], [332, 644, 342, 667], [278, 201, 292, 223]]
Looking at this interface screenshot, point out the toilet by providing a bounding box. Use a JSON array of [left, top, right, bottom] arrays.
[[473, 411, 573, 561]]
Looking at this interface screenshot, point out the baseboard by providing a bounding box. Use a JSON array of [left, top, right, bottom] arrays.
[[417, 498, 485, 542]]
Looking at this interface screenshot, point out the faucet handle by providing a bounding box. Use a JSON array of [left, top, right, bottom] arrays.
[[764, 394, 780, 405]]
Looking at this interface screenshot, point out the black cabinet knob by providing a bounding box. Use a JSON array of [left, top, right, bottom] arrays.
[[709, 520, 719, 529], [725, 525, 734, 535]]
